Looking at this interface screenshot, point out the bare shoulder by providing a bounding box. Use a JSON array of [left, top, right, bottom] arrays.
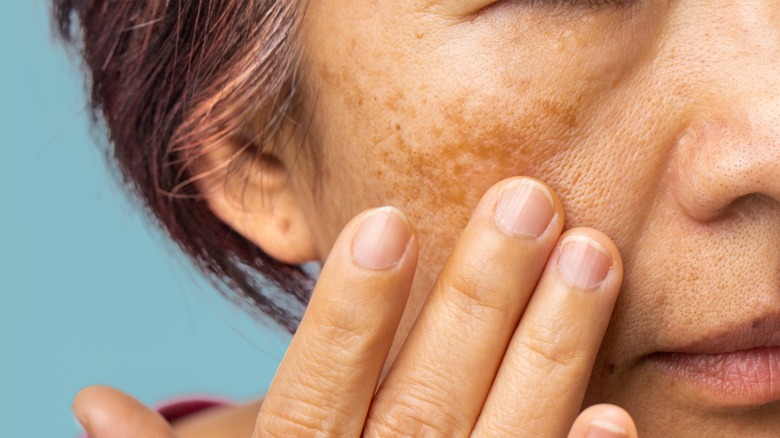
[[172, 399, 264, 438]]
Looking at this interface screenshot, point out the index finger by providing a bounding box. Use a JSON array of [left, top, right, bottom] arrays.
[[256, 207, 418, 437]]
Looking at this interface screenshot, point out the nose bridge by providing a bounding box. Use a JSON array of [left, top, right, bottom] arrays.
[[664, 2, 780, 221]]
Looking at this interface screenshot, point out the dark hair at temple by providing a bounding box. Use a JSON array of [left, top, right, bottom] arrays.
[[52, 0, 312, 333]]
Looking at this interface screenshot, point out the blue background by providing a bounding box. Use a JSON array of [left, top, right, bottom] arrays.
[[3, 3, 291, 436]]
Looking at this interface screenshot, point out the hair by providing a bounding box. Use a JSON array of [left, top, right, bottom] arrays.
[[52, 0, 313, 333]]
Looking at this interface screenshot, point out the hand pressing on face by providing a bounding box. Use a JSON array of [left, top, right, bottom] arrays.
[[73, 177, 637, 438]]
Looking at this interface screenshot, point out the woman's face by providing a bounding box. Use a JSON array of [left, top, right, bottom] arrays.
[[285, 2, 779, 435]]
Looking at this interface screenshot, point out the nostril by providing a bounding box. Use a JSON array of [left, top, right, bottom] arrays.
[[728, 193, 780, 221]]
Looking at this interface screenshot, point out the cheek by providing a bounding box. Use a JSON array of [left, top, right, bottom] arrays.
[[305, 3, 669, 260]]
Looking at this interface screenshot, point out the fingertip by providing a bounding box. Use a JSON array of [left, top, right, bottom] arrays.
[[72, 385, 113, 432], [351, 206, 415, 271], [557, 227, 624, 292], [569, 404, 638, 438], [71, 385, 174, 438], [482, 176, 567, 229], [561, 228, 623, 270]]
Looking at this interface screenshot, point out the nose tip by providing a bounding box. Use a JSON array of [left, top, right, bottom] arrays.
[[672, 115, 780, 222]]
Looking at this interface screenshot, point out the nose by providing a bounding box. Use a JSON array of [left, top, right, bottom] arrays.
[[673, 104, 780, 221], [667, 2, 780, 222]]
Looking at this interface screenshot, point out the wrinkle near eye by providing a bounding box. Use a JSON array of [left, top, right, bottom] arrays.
[[419, 0, 499, 18], [422, 0, 635, 21], [525, 0, 631, 7]]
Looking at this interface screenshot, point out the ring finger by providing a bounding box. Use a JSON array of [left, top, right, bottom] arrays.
[[473, 228, 623, 437]]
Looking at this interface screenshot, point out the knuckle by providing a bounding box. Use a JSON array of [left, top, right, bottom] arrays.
[[256, 392, 345, 437], [311, 297, 372, 340], [515, 319, 584, 372], [366, 384, 467, 437], [439, 267, 513, 323], [478, 418, 527, 438], [307, 306, 387, 364]]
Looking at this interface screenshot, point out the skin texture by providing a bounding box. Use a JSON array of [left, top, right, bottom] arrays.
[[73, 1, 780, 437], [256, 1, 779, 435]]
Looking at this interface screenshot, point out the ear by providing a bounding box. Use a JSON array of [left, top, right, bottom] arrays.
[[194, 138, 319, 265]]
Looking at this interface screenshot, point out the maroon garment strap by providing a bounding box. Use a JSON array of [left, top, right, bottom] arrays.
[[157, 398, 228, 423]]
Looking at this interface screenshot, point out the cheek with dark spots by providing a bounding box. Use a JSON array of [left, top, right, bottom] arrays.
[[369, 86, 597, 236]]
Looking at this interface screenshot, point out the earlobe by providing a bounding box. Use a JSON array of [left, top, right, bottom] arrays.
[[195, 145, 319, 266], [247, 186, 320, 265]]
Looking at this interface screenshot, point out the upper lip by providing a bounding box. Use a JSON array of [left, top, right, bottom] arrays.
[[656, 312, 780, 355]]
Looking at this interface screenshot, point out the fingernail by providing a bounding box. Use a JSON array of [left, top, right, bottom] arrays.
[[495, 179, 555, 237], [585, 419, 629, 437], [557, 235, 612, 289], [352, 207, 411, 270]]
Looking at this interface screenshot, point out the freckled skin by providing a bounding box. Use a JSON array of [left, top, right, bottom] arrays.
[[281, 2, 780, 436]]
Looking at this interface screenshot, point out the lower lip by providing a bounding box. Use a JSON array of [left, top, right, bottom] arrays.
[[648, 347, 780, 407]]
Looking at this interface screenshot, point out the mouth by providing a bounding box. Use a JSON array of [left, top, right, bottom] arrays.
[[644, 314, 780, 408]]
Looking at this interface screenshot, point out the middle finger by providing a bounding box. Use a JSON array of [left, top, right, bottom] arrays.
[[365, 177, 564, 436]]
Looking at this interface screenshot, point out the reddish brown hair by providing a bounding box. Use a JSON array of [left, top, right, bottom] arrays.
[[52, 0, 312, 333]]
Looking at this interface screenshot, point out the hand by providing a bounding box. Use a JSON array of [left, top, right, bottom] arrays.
[[72, 177, 638, 437], [258, 176, 636, 437]]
